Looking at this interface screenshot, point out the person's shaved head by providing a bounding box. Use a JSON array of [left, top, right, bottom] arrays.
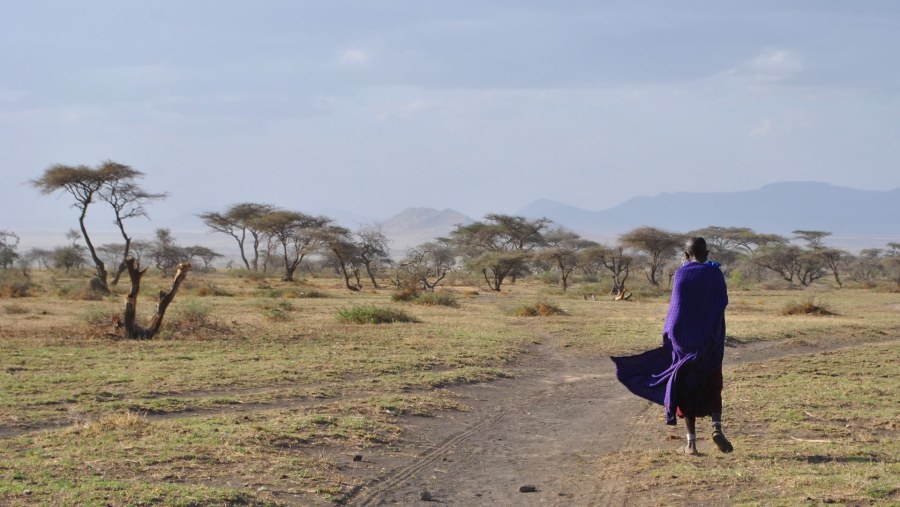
[[685, 237, 709, 263]]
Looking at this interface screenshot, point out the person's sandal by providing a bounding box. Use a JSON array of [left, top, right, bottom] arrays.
[[712, 430, 733, 453], [679, 443, 699, 455]]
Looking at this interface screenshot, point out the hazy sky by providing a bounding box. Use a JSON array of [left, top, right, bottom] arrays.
[[2, 1, 899, 237]]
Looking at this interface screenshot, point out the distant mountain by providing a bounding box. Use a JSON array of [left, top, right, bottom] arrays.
[[519, 182, 900, 241], [378, 207, 474, 253]]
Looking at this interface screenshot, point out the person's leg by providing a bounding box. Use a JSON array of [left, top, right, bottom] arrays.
[[682, 415, 698, 454], [711, 411, 733, 453]]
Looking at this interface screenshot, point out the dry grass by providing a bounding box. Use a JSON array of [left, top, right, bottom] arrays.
[[0, 269, 897, 505], [512, 301, 568, 317]]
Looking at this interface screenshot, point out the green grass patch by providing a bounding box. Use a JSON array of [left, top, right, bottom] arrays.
[[337, 305, 420, 324]]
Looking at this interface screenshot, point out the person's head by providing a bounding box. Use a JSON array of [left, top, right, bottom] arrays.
[[684, 237, 709, 263]]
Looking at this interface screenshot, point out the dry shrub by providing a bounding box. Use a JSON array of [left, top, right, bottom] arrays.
[[3, 303, 29, 315], [67, 412, 148, 436], [193, 283, 233, 297], [391, 287, 419, 302], [0, 271, 34, 297], [414, 291, 460, 308], [781, 298, 835, 316], [513, 301, 568, 317]]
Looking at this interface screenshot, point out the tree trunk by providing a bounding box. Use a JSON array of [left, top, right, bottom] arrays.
[[79, 208, 109, 293], [122, 257, 190, 339], [364, 261, 379, 288]]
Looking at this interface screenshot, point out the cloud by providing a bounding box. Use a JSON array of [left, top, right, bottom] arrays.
[[338, 47, 371, 65], [748, 48, 803, 79]]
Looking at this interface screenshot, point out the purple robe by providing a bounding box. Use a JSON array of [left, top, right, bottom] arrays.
[[611, 262, 728, 425]]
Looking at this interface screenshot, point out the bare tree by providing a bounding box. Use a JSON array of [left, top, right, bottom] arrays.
[[97, 161, 166, 285], [0, 230, 19, 269], [150, 228, 189, 277], [199, 203, 274, 271], [32, 164, 110, 292], [396, 241, 455, 290], [852, 249, 883, 283], [120, 258, 190, 339], [620, 227, 683, 287], [883, 243, 900, 289], [355, 225, 391, 288]]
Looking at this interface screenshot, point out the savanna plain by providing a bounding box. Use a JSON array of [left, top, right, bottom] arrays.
[[0, 269, 898, 506]]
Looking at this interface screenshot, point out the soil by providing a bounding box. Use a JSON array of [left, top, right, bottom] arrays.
[[337, 333, 899, 506]]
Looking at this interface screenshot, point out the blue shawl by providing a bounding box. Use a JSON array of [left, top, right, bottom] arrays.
[[611, 262, 728, 425]]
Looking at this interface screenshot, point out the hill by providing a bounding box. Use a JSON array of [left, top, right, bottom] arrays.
[[519, 182, 900, 244], [378, 207, 474, 254]]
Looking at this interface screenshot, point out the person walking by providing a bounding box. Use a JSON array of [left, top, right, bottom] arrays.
[[611, 237, 733, 455]]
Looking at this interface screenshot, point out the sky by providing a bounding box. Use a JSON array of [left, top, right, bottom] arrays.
[[2, 1, 899, 243]]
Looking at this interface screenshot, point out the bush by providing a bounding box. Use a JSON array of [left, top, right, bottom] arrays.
[[414, 291, 459, 308], [3, 303, 29, 315], [781, 298, 835, 316], [262, 299, 294, 321], [169, 299, 214, 332], [193, 283, 233, 297], [512, 301, 568, 317], [0, 271, 34, 297], [337, 306, 420, 324], [391, 287, 419, 302]]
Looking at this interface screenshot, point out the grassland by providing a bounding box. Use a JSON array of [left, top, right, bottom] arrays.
[[0, 269, 897, 505]]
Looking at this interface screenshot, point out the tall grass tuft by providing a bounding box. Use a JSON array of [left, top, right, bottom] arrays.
[[512, 301, 568, 317], [781, 298, 835, 316], [337, 305, 420, 324]]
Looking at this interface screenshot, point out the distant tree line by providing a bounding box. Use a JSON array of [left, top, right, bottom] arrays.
[[11, 160, 900, 294]]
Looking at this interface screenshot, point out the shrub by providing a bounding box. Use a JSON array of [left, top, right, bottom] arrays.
[[781, 298, 835, 316], [194, 283, 233, 297], [262, 299, 294, 321], [391, 287, 420, 302], [0, 271, 34, 297], [169, 299, 214, 332], [512, 301, 568, 317], [414, 291, 460, 308], [3, 303, 29, 315], [337, 306, 420, 324]]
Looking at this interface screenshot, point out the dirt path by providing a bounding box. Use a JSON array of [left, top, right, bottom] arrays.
[[340, 334, 900, 506]]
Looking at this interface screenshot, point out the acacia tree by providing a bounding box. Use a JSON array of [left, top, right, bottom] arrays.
[[883, 243, 900, 289], [752, 241, 799, 283], [579, 244, 632, 295], [321, 225, 362, 291], [254, 210, 329, 282], [792, 230, 831, 250], [620, 227, 683, 287], [538, 228, 596, 291], [396, 241, 455, 290], [450, 214, 550, 291], [96, 161, 167, 285], [199, 203, 274, 271], [32, 164, 110, 292], [819, 248, 848, 288], [355, 226, 391, 288]]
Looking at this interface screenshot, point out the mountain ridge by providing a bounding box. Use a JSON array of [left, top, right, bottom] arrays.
[[519, 181, 900, 238]]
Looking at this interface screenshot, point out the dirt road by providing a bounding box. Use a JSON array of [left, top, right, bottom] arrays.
[[341, 334, 893, 506]]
